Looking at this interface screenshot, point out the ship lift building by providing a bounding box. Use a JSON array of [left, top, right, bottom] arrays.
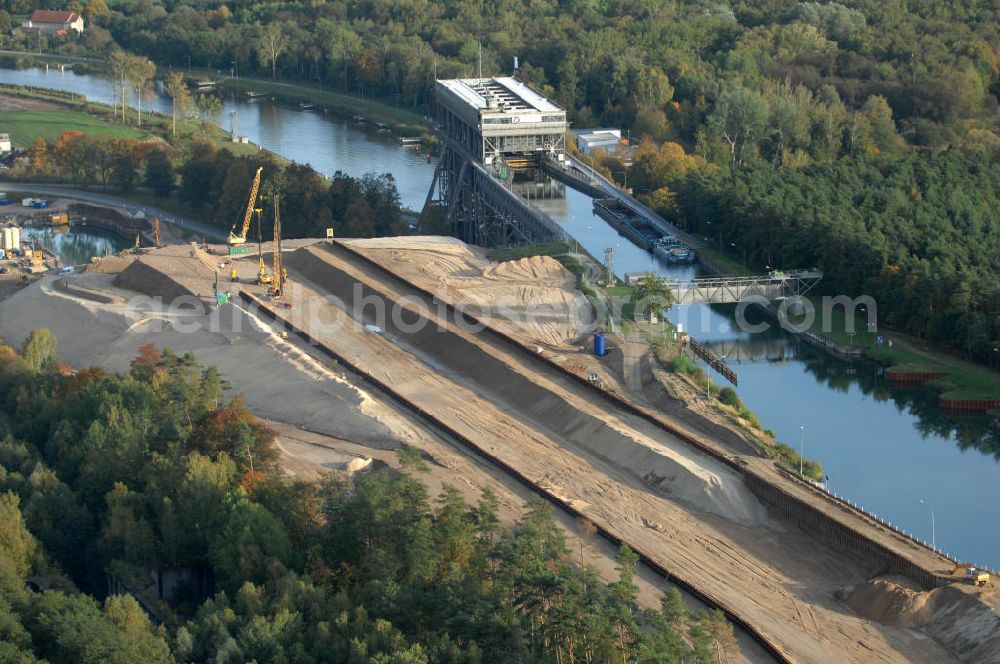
[[426, 77, 569, 246]]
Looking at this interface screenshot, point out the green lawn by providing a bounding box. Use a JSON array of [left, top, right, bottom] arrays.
[[0, 109, 148, 147], [211, 75, 430, 137], [486, 241, 570, 262], [790, 297, 1000, 400]]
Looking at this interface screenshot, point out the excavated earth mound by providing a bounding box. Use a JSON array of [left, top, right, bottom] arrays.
[[341, 236, 592, 348], [846, 575, 1000, 663], [113, 244, 219, 313]]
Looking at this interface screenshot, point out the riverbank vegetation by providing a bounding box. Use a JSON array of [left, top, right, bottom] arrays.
[[658, 347, 824, 482], [0, 333, 737, 662], [793, 299, 1000, 401]]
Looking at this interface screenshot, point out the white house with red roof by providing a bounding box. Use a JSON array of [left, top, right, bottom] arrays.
[[22, 10, 84, 36]]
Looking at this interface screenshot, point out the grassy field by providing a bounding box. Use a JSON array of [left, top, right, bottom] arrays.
[[211, 75, 431, 137], [486, 241, 570, 262], [0, 109, 148, 146], [790, 297, 1000, 400]]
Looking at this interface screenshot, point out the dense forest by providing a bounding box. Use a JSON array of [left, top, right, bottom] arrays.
[[1, 0, 998, 358], [2, 0, 995, 147], [674, 150, 1000, 366], [0, 333, 736, 662]]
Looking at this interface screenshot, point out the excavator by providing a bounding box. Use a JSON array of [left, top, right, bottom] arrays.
[[954, 562, 991, 587], [228, 166, 263, 246]]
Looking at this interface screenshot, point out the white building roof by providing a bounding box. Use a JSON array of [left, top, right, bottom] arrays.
[[438, 77, 561, 113]]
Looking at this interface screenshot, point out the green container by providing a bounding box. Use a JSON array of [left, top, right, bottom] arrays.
[[229, 246, 249, 256]]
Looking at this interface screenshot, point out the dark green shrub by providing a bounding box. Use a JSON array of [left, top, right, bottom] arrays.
[[718, 387, 739, 407]]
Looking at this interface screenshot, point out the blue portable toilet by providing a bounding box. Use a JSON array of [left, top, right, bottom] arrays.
[[594, 333, 606, 357]]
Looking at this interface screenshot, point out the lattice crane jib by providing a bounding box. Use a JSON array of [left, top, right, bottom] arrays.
[[229, 166, 264, 245]]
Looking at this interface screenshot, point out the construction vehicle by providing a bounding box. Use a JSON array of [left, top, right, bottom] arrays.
[[967, 567, 990, 587], [257, 255, 273, 286], [248, 205, 272, 286], [228, 166, 263, 246]]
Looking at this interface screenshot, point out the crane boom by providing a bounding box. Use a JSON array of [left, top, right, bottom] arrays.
[[228, 166, 263, 245]]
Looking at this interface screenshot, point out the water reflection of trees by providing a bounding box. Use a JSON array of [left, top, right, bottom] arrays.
[[22, 228, 129, 266], [795, 343, 1000, 459]]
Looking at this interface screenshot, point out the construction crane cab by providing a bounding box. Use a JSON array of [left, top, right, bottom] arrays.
[[228, 166, 264, 246], [257, 256, 273, 286]]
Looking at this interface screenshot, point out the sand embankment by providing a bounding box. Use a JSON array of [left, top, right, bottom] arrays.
[[341, 236, 592, 348]]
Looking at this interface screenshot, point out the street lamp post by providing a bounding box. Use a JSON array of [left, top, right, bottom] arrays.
[[920, 499, 936, 549], [799, 425, 805, 477], [616, 170, 628, 193]]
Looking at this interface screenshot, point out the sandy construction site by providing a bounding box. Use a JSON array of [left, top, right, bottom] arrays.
[[2, 238, 998, 664]]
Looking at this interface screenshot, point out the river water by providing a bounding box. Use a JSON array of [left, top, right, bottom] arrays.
[[4, 66, 997, 568]]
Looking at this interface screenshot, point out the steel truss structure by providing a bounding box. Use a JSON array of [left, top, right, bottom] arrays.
[[424, 78, 569, 247]]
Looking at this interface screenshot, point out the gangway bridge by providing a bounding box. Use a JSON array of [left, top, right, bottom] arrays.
[[625, 270, 823, 305], [699, 337, 803, 364]]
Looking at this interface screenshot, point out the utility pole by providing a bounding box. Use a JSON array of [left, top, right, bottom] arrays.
[[920, 499, 936, 549], [799, 425, 805, 477]]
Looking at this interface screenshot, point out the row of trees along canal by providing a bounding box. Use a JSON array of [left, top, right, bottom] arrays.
[[11, 123, 410, 241]]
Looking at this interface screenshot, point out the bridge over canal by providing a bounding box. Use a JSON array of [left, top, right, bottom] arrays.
[[626, 270, 824, 305]]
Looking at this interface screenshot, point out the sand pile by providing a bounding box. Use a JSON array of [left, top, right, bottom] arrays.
[[483, 254, 574, 284], [846, 575, 1000, 663], [84, 254, 137, 274], [846, 576, 939, 628], [113, 244, 219, 312], [341, 236, 592, 347]]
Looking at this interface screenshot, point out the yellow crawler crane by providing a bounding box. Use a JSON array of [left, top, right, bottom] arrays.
[[228, 166, 263, 245]]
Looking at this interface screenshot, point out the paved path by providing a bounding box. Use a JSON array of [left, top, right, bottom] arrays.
[[0, 182, 225, 241]]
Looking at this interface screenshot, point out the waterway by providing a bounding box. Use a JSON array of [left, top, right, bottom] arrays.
[[5, 65, 998, 568]]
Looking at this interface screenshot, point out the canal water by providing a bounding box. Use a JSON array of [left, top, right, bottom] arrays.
[[4, 66, 997, 568]]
